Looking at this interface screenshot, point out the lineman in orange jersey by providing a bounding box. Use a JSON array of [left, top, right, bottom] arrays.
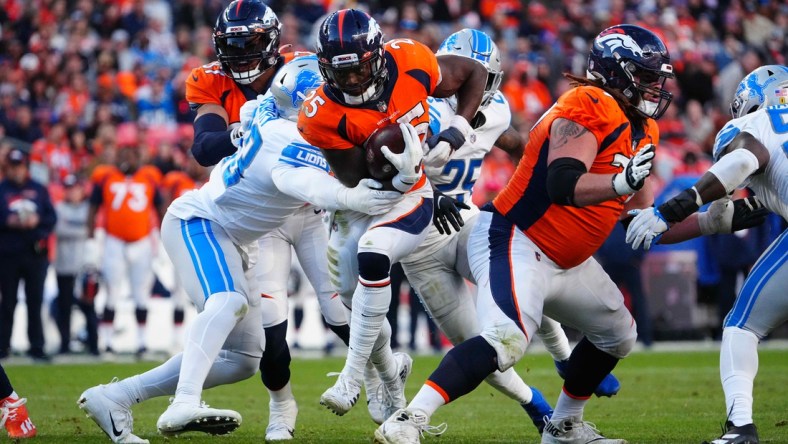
[[88, 147, 165, 356], [376, 25, 673, 444], [298, 9, 488, 421]]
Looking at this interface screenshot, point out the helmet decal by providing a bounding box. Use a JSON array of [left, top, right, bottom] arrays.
[[282, 69, 322, 109], [595, 32, 644, 59]]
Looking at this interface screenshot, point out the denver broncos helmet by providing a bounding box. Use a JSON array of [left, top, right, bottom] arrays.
[[316, 9, 387, 105], [730, 64, 788, 119], [270, 54, 323, 122], [213, 0, 281, 85], [436, 29, 503, 109], [588, 24, 674, 119]]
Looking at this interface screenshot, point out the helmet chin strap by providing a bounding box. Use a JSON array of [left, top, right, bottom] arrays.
[[637, 100, 658, 118]]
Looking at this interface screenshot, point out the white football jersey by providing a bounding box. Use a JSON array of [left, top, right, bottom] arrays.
[[712, 104, 788, 220], [406, 91, 512, 263], [425, 91, 511, 205], [168, 117, 330, 246]]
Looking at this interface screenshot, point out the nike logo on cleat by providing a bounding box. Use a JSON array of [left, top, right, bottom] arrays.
[[109, 412, 123, 437]]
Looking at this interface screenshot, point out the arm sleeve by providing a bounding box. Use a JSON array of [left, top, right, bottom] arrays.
[[191, 113, 238, 166], [89, 184, 103, 206], [271, 162, 348, 211]]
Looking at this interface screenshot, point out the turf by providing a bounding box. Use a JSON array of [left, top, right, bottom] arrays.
[[5, 349, 788, 443]]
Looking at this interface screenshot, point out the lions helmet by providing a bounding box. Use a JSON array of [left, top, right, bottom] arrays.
[[588, 24, 674, 119], [316, 9, 387, 105], [730, 64, 788, 119], [270, 54, 323, 122], [213, 0, 281, 85], [437, 29, 503, 109]]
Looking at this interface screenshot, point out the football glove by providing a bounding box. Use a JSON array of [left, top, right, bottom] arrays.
[[382, 123, 424, 192], [336, 178, 402, 215], [613, 144, 655, 196], [433, 189, 471, 235], [424, 115, 473, 168], [698, 196, 768, 235], [625, 206, 668, 250]]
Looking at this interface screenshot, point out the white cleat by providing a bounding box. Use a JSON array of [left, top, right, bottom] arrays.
[[541, 416, 628, 444], [77, 382, 149, 443], [319, 372, 362, 416], [156, 400, 241, 436], [380, 352, 413, 421], [374, 408, 446, 444], [265, 398, 298, 441], [365, 362, 387, 425]]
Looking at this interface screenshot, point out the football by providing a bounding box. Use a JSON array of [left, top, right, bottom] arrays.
[[364, 123, 405, 180]]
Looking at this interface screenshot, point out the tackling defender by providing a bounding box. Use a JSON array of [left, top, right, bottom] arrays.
[[77, 57, 400, 443], [626, 65, 787, 444]]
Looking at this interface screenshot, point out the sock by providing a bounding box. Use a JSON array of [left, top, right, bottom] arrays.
[[484, 368, 533, 404], [538, 317, 571, 361], [1, 391, 19, 404], [423, 336, 498, 404], [328, 323, 350, 346], [0, 365, 13, 399], [173, 308, 185, 348], [721, 327, 759, 427], [269, 381, 294, 403], [408, 384, 447, 418], [100, 308, 115, 350], [370, 320, 398, 385], [346, 282, 391, 381], [135, 308, 148, 350], [261, 321, 291, 391], [552, 390, 587, 422], [174, 292, 246, 406], [562, 337, 619, 398]]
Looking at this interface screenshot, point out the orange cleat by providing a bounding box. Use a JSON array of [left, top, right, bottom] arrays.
[[1, 396, 37, 439]]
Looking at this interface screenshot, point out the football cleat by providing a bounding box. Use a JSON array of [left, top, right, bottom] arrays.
[[156, 400, 241, 436], [78, 382, 147, 443], [265, 398, 297, 441], [541, 417, 627, 444], [554, 360, 621, 397], [378, 352, 413, 423], [521, 387, 554, 434], [365, 362, 388, 424], [374, 408, 446, 444], [1, 396, 37, 439], [702, 421, 759, 444], [320, 372, 362, 416]]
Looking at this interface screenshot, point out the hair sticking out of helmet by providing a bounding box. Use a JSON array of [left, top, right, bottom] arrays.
[[316, 9, 387, 105], [213, 0, 281, 85], [730, 65, 788, 119], [587, 24, 674, 119], [436, 29, 503, 109], [271, 54, 324, 122]]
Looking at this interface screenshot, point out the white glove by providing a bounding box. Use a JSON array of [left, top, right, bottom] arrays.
[[625, 207, 668, 250], [613, 144, 655, 196], [382, 123, 424, 192], [229, 124, 244, 149], [336, 178, 403, 215], [424, 115, 473, 168], [698, 196, 768, 235]]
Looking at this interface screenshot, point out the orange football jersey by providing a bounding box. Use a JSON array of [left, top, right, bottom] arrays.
[[94, 165, 163, 242], [493, 86, 659, 269], [185, 53, 301, 124], [162, 170, 200, 199], [297, 39, 440, 150]]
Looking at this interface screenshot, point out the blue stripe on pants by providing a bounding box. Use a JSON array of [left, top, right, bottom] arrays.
[[724, 228, 788, 328], [181, 218, 236, 300]]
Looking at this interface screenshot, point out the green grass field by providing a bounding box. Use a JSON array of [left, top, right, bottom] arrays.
[[5, 349, 788, 443]]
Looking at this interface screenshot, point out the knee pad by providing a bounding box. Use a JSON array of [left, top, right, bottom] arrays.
[[597, 330, 638, 359], [357, 252, 391, 282], [479, 322, 528, 372]]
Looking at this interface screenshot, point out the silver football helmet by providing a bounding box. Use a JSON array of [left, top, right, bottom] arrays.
[[270, 54, 323, 122], [436, 29, 503, 109], [730, 64, 788, 119]]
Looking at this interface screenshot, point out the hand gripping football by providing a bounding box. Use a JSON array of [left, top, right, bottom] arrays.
[[364, 123, 406, 180]]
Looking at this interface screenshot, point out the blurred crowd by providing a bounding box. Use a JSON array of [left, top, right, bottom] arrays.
[[0, 0, 787, 355]]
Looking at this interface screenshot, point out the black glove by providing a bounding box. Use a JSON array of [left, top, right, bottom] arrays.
[[731, 196, 769, 232], [433, 190, 471, 235]]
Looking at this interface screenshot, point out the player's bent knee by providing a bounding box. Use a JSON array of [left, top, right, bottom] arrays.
[[598, 332, 637, 359], [208, 291, 249, 317], [480, 323, 527, 371]]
